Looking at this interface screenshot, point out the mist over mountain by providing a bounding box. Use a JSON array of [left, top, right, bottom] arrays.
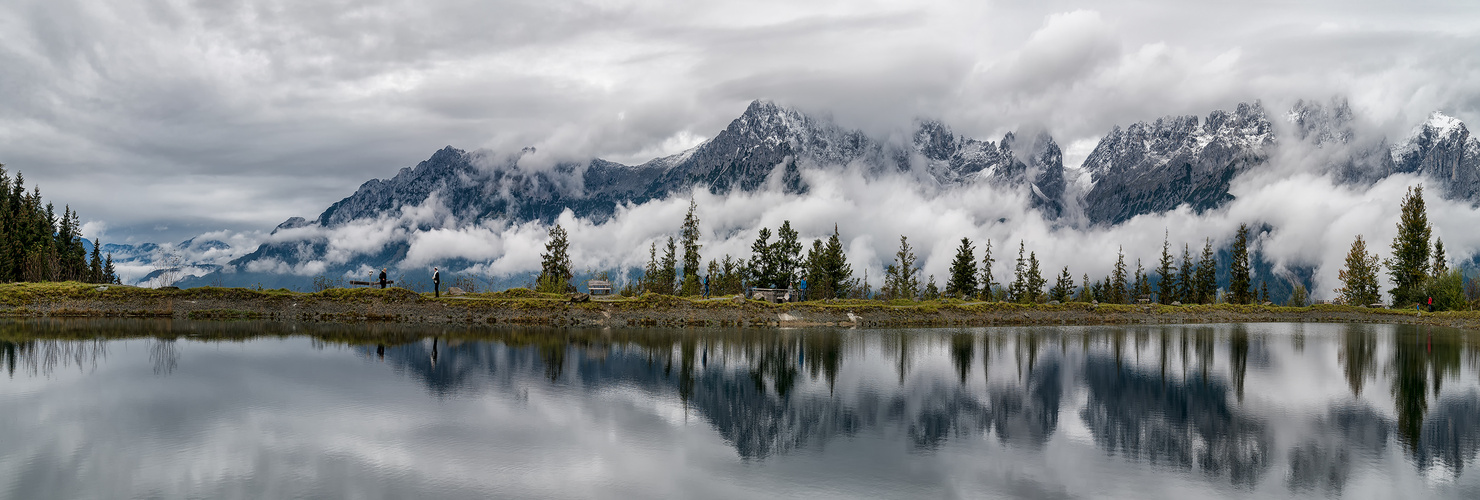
[[144, 98, 1480, 300]]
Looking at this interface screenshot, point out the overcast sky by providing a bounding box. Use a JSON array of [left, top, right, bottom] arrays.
[[3, 0, 1479, 244]]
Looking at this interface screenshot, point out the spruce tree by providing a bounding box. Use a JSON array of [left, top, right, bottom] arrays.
[[679, 200, 703, 296], [821, 225, 854, 298], [1110, 247, 1128, 304], [1229, 223, 1253, 304], [923, 276, 940, 300], [1197, 239, 1218, 304], [749, 228, 774, 288], [88, 238, 102, 283], [1433, 238, 1448, 277], [1079, 273, 1091, 302], [660, 236, 678, 294], [773, 221, 803, 288], [537, 224, 572, 293], [978, 239, 995, 301], [1386, 185, 1431, 306], [889, 235, 919, 300], [1051, 267, 1074, 302], [1009, 241, 1027, 302], [103, 253, 118, 284], [643, 241, 660, 293], [1025, 251, 1045, 304], [1337, 234, 1382, 307], [1156, 232, 1176, 304], [946, 237, 977, 299], [1259, 281, 1269, 304], [1177, 244, 1196, 304]]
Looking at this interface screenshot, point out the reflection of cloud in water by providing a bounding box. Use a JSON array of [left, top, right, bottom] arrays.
[[1078, 355, 1272, 486]]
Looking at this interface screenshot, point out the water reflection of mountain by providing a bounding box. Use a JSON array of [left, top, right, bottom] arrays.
[[368, 332, 1065, 459], [1078, 355, 1272, 486]]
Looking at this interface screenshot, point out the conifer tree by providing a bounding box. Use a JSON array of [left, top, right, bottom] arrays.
[[1177, 244, 1196, 304], [749, 228, 774, 288], [1432, 238, 1448, 277], [1110, 247, 1128, 304], [946, 237, 977, 298], [88, 238, 102, 283], [1197, 239, 1218, 304], [887, 235, 919, 300], [1386, 185, 1431, 306], [1336, 234, 1382, 307], [1156, 233, 1176, 304], [643, 241, 660, 293], [1009, 241, 1027, 302], [1025, 251, 1045, 304], [103, 253, 118, 284], [773, 220, 803, 288], [978, 239, 995, 300], [1259, 281, 1269, 304], [1079, 273, 1091, 302], [923, 275, 940, 300], [660, 236, 678, 295], [1050, 267, 1074, 302], [818, 225, 854, 298], [537, 224, 572, 293], [1229, 223, 1253, 304], [678, 200, 703, 296]]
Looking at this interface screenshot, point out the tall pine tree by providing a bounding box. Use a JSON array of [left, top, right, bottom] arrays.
[[1386, 185, 1431, 306], [678, 200, 703, 296], [537, 224, 572, 293], [1156, 232, 1176, 304], [1197, 239, 1218, 304], [978, 239, 995, 301], [1229, 223, 1253, 304], [1110, 247, 1128, 304], [946, 237, 977, 299]]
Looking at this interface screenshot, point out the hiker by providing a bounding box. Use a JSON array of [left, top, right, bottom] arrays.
[[378, 268, 387, 289], [1428, 296, 1435, 313], [703, 275, 710, 298], [799, 278, 807, 302], [433, 267, 441, 298]]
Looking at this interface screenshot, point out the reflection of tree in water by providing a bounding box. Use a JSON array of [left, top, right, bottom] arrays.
[[1079, 355, 1272, 487], [150, 338, 179, 375], [989, 354, 1060, 448], [1414, 391, 1480, 475], [951, 332, 973, 385], [1390, 325, 1462, 459], [1, 338, 108, 378], [1340, 324, 1379, 396]]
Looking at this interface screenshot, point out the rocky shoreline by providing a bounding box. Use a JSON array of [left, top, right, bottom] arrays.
[[3, 282, 1480, 331]]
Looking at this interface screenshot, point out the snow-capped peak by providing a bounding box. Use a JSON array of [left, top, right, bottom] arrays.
[[1423, 111, 1464, 138]]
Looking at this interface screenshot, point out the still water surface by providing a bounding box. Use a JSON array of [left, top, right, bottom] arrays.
[[2, 320, 1479, 499]]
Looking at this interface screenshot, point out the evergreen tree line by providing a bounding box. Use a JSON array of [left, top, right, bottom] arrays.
[[534, 183, 1474, 308], [0, 165, 118, 284]]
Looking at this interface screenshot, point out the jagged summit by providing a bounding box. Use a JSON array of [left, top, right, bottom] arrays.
[[1081, 102, 1272, 225]]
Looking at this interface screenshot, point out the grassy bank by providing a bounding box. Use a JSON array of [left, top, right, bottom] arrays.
[[3, 281, 1479, 330]]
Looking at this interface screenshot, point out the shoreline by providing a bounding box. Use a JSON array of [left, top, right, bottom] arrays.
[[3, 281, 1479, 331]]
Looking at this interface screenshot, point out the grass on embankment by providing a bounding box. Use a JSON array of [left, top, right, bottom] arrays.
[[5, 281, 1479, 326]]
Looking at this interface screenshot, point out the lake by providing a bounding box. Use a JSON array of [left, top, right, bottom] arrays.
[[2, 319, 1478, 499]]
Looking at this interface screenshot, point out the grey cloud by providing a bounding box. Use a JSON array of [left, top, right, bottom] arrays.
[[2, 0, 1479, 249]]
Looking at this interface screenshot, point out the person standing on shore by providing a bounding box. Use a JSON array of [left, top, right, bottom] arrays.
[[703, 275, 709, 298], [379, 268, 387, 289], [433, 267, 441, 298]]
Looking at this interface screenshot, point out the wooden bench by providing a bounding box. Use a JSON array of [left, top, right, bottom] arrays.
[[587, 280, 612, 295]]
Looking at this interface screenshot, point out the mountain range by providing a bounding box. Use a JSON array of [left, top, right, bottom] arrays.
[[136, 97, 1479, 292]]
